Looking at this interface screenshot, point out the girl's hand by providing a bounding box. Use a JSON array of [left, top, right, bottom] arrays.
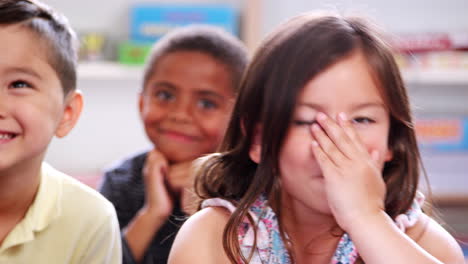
[[142, 149, 173, 219], [310, 112, 386, 231]]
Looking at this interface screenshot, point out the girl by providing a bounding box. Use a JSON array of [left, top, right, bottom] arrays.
[[168, 12, 465, 264]]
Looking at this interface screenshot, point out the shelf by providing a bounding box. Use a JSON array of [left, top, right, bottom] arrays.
[[77, 61, 468, 85], [402, 68, 468, 85], [432, 194, 468, 207]]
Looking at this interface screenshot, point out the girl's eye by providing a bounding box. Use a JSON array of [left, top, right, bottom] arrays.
[[293, 120, 317, 126], [155, 90, 174, 101], [10, 80, 32, 89], [197, 98, 218, 110], [352, 117, 375, 124]]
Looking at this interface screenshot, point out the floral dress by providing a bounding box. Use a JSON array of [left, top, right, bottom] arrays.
[[201, 192, 424, 264]]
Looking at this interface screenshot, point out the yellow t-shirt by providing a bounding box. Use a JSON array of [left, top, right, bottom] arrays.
[[0, 163, 122, 264]]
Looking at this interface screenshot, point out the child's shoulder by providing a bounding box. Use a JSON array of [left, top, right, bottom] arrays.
[[407, 212, 465, 263], [103, 151, 148, 179], [178, 206, 231, 237], [169, 206, 231, 264], [26, 164, 121, 263], [42, 163, 116, 220]]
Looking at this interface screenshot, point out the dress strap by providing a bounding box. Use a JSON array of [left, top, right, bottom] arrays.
[[395, 191, 425, 232], [202, 196, 290, 264]]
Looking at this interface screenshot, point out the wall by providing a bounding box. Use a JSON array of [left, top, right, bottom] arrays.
[[261, 0, 468, 36]]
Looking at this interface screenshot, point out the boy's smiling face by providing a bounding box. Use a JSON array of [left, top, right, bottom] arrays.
[[140, 51, 235, 163], [0, 24, 79, 175]]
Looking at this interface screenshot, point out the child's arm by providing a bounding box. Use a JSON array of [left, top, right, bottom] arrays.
[[169, 207, 232, 264], [80, 204, 122, 264], [408, 213, 465, 263], [345, 211, 464, 264], [123, 149, 173, 262]]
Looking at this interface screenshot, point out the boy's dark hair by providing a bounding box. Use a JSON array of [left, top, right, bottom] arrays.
[[0, 0, 78, 96], [143, 24, 248, 92]]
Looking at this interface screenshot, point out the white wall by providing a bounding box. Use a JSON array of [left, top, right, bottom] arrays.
[[261, 0, 468, 36]]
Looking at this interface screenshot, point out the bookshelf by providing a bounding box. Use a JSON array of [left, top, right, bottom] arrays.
[[403, 68, 468, 85]]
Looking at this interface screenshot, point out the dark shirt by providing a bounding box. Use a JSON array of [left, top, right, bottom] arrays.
[[99, 152, 187, 264]]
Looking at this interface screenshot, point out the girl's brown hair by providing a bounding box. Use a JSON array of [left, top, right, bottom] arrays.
[[195, 12, 422, 263]]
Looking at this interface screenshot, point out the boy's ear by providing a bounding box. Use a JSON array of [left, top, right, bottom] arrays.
[[248, 125, 262, 164], [55, 90, 83, 138], [138, 92, 144, 118]]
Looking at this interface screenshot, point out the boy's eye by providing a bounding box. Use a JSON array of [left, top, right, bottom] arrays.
[[352, 117, 375, 124], [197, 98, 218, 110], [10, 80, 32, 89], [293, 120, 317, 126], [155, 90, 174, 101]]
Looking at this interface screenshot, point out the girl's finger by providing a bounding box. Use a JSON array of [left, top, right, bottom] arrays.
[[316, 112, 356, 159], [311, 123, 346, 168], [370, 149, 380, 166], [310, 139, 335, 175], [337, 112, 368, 156]]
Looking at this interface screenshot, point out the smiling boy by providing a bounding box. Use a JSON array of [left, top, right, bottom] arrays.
[[0, 1, 121, 263], [99, 25, 248, 264]]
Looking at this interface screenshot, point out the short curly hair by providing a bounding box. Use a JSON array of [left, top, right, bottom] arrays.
[[143, 24, 248, 93]]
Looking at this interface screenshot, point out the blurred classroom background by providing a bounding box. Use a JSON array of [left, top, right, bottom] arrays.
[[43, 0, 467, 258]]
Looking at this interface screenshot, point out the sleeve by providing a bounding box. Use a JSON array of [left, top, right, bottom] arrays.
[[122, 235, 138, 264], [79, 204, 123, 264], [99, 170, 140, 264], [99, 170, 117, 206], [99, 170, 126, 227]]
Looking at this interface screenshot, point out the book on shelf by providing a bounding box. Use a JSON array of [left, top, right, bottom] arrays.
[[391, 32, 468, 53]]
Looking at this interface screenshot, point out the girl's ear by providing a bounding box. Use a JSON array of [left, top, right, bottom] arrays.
[[249, 125, 262, 164], [55, 90, 83, 138]]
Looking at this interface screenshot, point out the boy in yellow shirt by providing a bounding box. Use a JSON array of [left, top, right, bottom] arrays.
[[0, 0, 121, 263]]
